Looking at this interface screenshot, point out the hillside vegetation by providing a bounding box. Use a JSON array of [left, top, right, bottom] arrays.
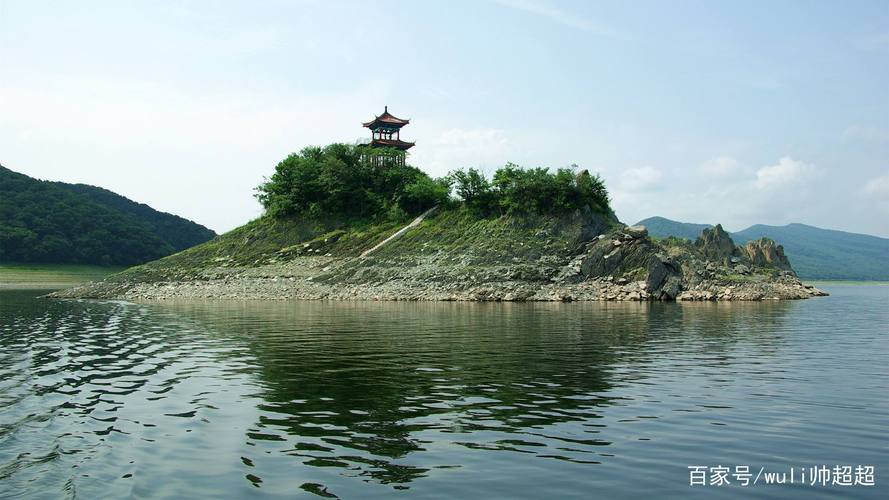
[[255, 144, 611, 221], [0, 165, 216, 266], [119, 144, 614, 282], [637, 216, 889, 280]]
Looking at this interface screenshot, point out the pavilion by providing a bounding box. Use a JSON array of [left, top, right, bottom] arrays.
[[361, 106, 414, 167]]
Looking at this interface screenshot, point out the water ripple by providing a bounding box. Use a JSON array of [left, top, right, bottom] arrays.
[[0, 285, 886, 498]]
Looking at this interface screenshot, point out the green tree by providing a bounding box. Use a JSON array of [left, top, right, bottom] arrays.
[[446, 164, 611, 216], [254, 144, 448, 221], [400, 176, 451, 214], [574, 168, 610, 213], [448, 168, 491, 204]]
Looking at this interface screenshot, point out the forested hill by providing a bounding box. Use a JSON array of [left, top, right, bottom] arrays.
[[0, 165, 216, 266], [731, 223, 889, 281]]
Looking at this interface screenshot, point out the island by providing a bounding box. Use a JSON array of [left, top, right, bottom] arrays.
[[51, 109, 826, 302]]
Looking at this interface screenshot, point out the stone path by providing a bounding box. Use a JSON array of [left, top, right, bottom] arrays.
[[360, 206, 438, 258]]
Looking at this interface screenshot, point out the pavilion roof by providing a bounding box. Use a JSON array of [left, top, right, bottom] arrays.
[[370, 138, 415, 150], [363, 106, 410, 128]]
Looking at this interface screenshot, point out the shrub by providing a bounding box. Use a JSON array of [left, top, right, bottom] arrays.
[[448, 164, 610, 216]]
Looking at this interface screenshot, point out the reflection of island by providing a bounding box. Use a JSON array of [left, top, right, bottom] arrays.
[[153, 299, 797, 488]]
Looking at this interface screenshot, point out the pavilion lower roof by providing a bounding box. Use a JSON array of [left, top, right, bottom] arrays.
[[370, 138, 415, 150]]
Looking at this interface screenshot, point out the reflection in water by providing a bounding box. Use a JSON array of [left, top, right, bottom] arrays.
[[0, 288, 886, 499]]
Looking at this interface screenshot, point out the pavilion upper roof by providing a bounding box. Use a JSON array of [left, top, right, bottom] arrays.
[[363, 106, 410, 129]]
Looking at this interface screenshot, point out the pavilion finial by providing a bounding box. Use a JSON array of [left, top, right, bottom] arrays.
[[384, 105, 388, 113]]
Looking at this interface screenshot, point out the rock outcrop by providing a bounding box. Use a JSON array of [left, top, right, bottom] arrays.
[[561, 227, 682, 299], [694, 224, 738, 265], [743, 238, 793, 272]]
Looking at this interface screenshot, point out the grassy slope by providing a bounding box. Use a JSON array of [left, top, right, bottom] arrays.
[[101, 206, 609, 286], [0, 263, 125, 287], [380, 208, 580, 261], [113, 214, 408, 282], [321, 208, 588, 283]]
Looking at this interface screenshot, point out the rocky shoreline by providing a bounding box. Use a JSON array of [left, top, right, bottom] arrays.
[[58, 273, 824, 302], [50, 215, 827, 302]]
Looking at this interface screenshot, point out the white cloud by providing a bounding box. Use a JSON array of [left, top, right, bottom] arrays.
[[409, 128, 512, 177], [754, 157, 819, 190], [437, 128, 508, 147], [863, 173, 889, 196], [613, 155, 836, 232], [619, 166, 663, 191], [700, 156, 740, 176]]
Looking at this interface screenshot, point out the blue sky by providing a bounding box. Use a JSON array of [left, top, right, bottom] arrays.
[[1, 0, 887, 236]]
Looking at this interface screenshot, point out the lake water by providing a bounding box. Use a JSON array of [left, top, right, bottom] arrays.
[[0, 285, 886, 499]]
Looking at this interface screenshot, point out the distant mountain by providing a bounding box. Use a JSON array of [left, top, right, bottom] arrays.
[[635, 216, 713, 241], [732, 224, 889, 281], [0, 165, 216, 266], [636, 216, 889, 281]]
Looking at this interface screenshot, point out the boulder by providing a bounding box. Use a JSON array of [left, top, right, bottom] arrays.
[[625, 225, 648, 239], [646, 253, 679, 292]]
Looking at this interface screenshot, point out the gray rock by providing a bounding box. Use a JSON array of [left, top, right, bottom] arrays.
[[744, 238, 793, 272], [657, 276, 682, 300], [625, 225, 648, 238], [646, 253, 677, 291], [695, 224, 737, 264]]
